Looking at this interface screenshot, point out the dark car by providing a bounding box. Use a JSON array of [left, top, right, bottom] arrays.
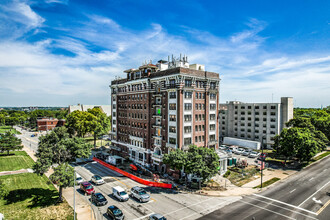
[[107, 205, 124, 220], [91, 192, 108, 206], [80, 181, 95, 195]]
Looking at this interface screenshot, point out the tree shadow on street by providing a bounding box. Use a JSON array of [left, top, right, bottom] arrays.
[[4, 188, 59, 208]]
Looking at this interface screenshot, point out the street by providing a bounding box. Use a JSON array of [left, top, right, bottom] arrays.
[[200, 155, 330, 220], [17, 127, 241, 220]]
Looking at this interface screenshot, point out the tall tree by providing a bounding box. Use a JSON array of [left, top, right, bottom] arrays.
[[0, 132, 22, 155], [87, 108, 111, 148], [34, 127, 93, 202], [66, 110, 97, 137]]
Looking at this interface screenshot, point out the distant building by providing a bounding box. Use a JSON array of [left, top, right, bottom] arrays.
[[219, 97, 293, 148], [37, 118, 66, 131], [68, 104, 111, 116]]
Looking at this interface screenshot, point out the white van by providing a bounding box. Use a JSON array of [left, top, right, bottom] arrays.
[[112, 186, 129, 202]]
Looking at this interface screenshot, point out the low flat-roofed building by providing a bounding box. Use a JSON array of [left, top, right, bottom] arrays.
[[37, 118, 66, 131]]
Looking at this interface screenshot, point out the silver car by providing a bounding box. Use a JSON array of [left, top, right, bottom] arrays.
[[131, 186, 150, 203]]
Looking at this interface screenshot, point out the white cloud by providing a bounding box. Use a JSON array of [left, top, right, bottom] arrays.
[[0, 6, 329, 107]]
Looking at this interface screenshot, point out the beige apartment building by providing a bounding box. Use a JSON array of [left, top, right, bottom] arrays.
[[219, 97, 293, 148]]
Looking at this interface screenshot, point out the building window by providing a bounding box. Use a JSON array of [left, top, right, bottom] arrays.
[[184, 138, 192, 145], [169, 92, 176, 99], [185, 79, 192, 87], [169, 138, 176, 144], [210, 82, 216, 89], [210, 124, 215, 130], [210, 104, 216, 110], [271, 112, 276, 116], [184, 103, 192, 110], [184, 92, 192, 99], [209, 134, 216, 141], [184, 115, 192, 122], [210, 93, 216, 100], [169, 126, 176, 133], [169, 103, 176, 110], [195, 136, 198, 142], [210, 114, 216, 120], [169, 115, 176, 121], [184, 126, 192, 133], [271, 106, 276, 109]]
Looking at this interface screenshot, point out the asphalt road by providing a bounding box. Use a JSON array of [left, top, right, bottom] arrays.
[[200, 155, 330, 220], [16, 126, 242, 220]]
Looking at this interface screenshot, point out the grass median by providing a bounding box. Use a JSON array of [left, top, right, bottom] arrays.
[[253, 177, 280, 188]]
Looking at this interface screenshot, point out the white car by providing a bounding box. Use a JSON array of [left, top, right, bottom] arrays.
[[248, 151, 260, 158], [242, 150, 251, 156], [91, 175, 105, 185], [76, 173, 84, 184], [236, 148, 245, 155]]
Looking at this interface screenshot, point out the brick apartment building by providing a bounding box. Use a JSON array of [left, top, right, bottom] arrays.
[[110, 55, 220, 171], [37, 118, 66, 131]]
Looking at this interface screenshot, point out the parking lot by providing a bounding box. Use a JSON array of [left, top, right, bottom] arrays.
[[74, 161, 241, 220]]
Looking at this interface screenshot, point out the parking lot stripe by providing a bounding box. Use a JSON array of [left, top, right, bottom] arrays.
[[253, 194, 317, 215], [133, 212, 155, 220]]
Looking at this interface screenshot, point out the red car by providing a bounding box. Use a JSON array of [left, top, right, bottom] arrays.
[[80, 181, 95, 195]]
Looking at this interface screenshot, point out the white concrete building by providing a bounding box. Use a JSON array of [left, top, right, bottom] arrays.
[[219, 97, 293, 148], [68, 104, 112, 117]]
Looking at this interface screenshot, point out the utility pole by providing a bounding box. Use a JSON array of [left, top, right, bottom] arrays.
[[73, 170, 76, 220], [260, 136, 265, 189]]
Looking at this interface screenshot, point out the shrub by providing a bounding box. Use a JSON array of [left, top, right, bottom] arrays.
[[223, 170, 231, 178]]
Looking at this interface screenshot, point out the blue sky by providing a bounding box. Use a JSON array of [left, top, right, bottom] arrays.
[[0, 0, 329, 107]]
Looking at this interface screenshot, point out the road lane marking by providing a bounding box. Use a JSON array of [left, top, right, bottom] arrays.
[[312, 197, 322, 204], [309, 177, 314, 181], [247, 197, 318, 219], [289, 189, 296, 193], [179, 199, 230, 220], [239, 200, 296, 220], [316, 199, 330, 215], [298, 179, 330, 207], [164, 197, 215, 216], [323, 168, 328, 172], [253, 194, 317, 215]]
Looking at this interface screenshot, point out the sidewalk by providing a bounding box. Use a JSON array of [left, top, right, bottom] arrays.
[[0, 168, 33, 176], [23, 145, 94, 220]]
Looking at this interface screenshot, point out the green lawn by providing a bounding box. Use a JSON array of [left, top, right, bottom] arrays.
[[0, 126, 21, 134], [0, 173, 73, 220], [0, 151, 35, 172]]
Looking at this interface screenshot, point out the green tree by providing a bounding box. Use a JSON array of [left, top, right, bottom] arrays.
[[0, 180, 9, 199], [33, 127, 93, 202], [163, 145, 220, 182], [66, 110, 97, 137], [49, 163, 74, 202], [0, 132, 23, 155], [163, 149, 187, 171], [87, 108, 111, 148]]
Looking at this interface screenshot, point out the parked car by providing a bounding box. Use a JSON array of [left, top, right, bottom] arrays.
[[242, 150, 251, 156], [75, 173, 84, 185], [130, 186, 150, 203], [149, 214, 167, 220], [248, 151, 260, 158], [224, 149, 232, 157], [236, 148, 245, 155], [112, 186, 129, 202], [106, 205, 125, 220], [219, 145, 227, 150], [80, 181, 95, 195], [91, 192, 108, 206], [91, 175, 105, 185]]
